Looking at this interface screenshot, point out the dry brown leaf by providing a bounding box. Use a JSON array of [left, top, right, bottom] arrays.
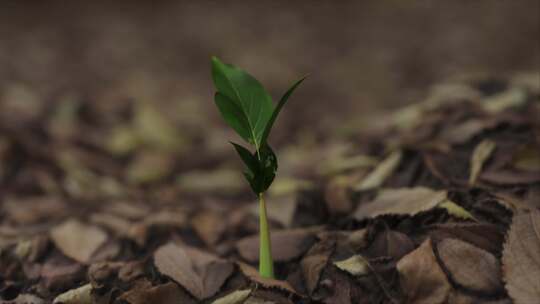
[[41, 255, 85, 291], [238, 263, 297, 294], [354, 150, 402, 191], [502, 210, 540, 304], [469, 139, 496, 185], [366, 229, 415, 260], [437, 238, 503, 295], [153, 243, 233, 300], [119, 280, 194, 304], [354, 187, 447, 219], [300, 239, 335, 295], [50, 219, 108, 264], [397, 239, 451, 304], [324, 175, 356, 215], [4, 196, 66, 224], [430, 223, 505, 255], [236, 228, 319, 263], [191, 211, 227, 246]]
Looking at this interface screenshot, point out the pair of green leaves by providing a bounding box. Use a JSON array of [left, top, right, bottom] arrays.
[[211, 56, 305, 194]]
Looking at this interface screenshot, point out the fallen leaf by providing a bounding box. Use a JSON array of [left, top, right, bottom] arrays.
[[300, 238, 335, 294], [153, 243, 233, 300], [437, 238, 503, 295], [397, 239, 451, 304], [469, 139, 496, 185], [3, 196, 66, 224], [236, 228, 319, 263], [41, 254, 85, 292], [238, 263, 297, 294], [354, 187, 447, 219], [366, 229, 415, 260], [354, 150, 402, 191], [119, 280, 194, 304], [191, 211, 227, 246], [50, 219, 108, 264], [53, 283, 92, 304], [502, 210, 540, 304], [211, 289, 252, 304], [324, 175, 356, 215], [430, 223, 505, 255], [334, 255, 370, 276]]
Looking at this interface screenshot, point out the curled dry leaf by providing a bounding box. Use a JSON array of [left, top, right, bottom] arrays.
[[153, 243, 233, 300], [53, 283, 92, 304], [437, 238, 503, 296], [502, 210, 540, 304], [397, 239, 451, 304], [50, 219, 108, 264], [354, 150, 402, 191], [354, 187, 447, 219], [469, 139, 496, 185], [238, 262, 297, 294], [236, 228, 319, 263]]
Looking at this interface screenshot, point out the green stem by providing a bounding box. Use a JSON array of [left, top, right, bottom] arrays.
[[258, 192, 274, 278]]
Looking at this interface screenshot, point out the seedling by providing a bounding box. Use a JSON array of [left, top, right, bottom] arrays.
[[211, 57, 305, 278]]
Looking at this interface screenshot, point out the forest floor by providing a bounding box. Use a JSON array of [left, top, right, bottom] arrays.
[[0, 72, 539, 304]]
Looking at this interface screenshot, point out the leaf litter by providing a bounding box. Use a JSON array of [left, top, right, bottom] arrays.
[[0, 74, 538, 303]]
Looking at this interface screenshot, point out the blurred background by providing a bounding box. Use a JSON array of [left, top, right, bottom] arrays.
[[0, 0, 539, 198], [1, 1, 539, 127]]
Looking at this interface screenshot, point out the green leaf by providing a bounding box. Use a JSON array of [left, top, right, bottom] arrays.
[[211, 57, 274, 148], [260, 76, 306, 146], [230, 142, 258, 176], [215, 93, 251, 142]]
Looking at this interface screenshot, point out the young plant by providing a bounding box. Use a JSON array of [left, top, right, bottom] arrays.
[[211, 57, 305, 278]]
